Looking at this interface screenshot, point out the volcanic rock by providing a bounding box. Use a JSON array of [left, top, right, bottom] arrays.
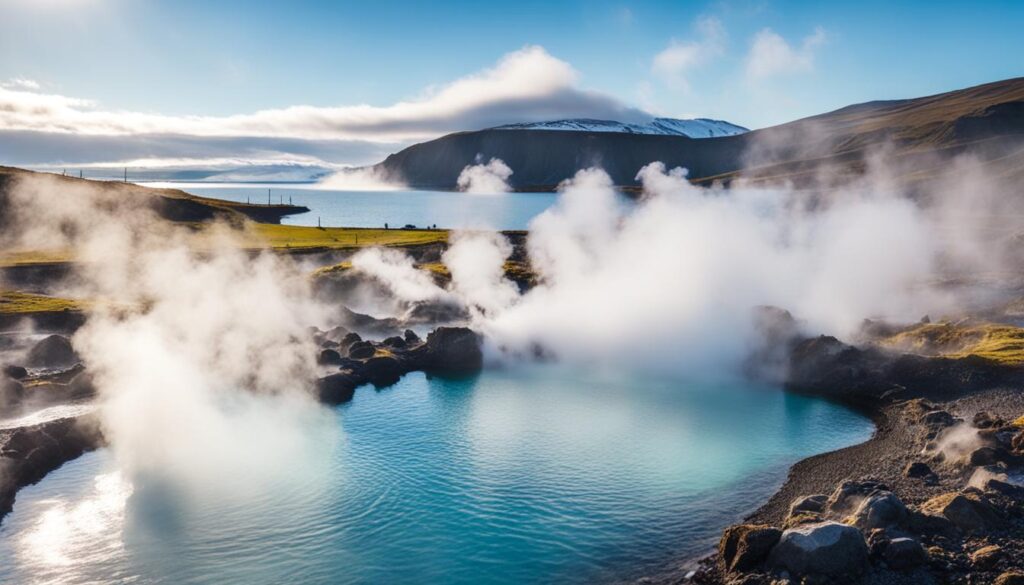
[[718, 524, 781, 574], [766, 521, 869, 580], [25, 335, 79, 369]]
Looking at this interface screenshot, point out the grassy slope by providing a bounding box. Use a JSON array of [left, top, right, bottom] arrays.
[[0, 291, 83, 314], [247, 224, 448, 251], [880, 321, 1024, 366]]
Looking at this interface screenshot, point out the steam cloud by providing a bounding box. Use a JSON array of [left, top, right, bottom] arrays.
[[2, 175, 336, 500], [456, 158, 514, 194]]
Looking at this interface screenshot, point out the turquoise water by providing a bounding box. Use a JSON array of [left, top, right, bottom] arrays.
[[0, 367, 872, 585], [143, 183, 561, 230]]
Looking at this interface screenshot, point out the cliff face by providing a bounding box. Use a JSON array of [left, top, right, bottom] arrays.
[[372, 77, 1024, 191]]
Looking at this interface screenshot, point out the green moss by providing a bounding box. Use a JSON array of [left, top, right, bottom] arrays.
[[248, 224, 448, 251], [882, 321, 1024, 366]]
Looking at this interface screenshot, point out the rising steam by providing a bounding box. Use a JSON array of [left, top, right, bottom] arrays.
[[457, 157, 513, 194]]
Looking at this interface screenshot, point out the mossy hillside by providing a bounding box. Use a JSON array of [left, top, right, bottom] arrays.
[[881, 320, 1024, 365], [0, 291, 83, 314]]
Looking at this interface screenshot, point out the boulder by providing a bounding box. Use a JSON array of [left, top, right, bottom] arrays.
[[969, 544, 1002, 569], [24, 335, 79, 369], [921, 410, 957, 428], [788, 494, 827, 516], [338, 332, 362, 353], [1013, 430, 1024, 452], [995, 572, 1024, 585], [920, 492, 1000, 533], [408, 327, 483, 373], [362, 356, 404, 387], [904, 461, 933, 478], [2, 365, 27, 380], [849, 491, 907, 529], [969, 446, 1006, 467], [766, 521, 869, 580], [382, 336, 407, 349], [315, 373, 359, 404], [317, 349, 343, 366], [826, 479, 889, 517], [719, 524, 782, 574], [973, 411, 1002, 429], [883, 537, 928, 570], [347, 341, 376, 359]]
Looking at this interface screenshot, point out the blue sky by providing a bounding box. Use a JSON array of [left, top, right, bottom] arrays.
[[0, 0, 1021, 172]]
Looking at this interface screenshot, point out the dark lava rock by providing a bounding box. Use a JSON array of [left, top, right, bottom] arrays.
[[25, 335, 79, 369], [362, 356, 403, 387], [718, 524, 781, 574], [318, 349, 343, 366], [3, 365, 27, 380], [766, 521, 869, 580], [974, 411, 1002, 429], [849, 491, 907, 529], [969, 446, 1008, 467], [1013, 429, 1024, 452], [404, 329, 420, 344], [408, 327, 483, 373], [315, 373, 359, 404], [920, 492, 1001, 533], [1, 415, 104, 522], [347, 341, 376, 360], [382, 336, 407, 349], [922, 409, 957, 428], [995, 571, 1024, 585], [339, 332, 362, 353], [904, 461, 934, 478], [0, 377, 24, 409], [883, 536, 928, 570]]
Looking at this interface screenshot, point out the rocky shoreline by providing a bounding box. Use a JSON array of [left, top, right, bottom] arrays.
[[639, 323, 1024, 585]]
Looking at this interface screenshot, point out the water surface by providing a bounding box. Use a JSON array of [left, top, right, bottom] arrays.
[[0, 367, 872, 584], [144, 182, 559, 230]]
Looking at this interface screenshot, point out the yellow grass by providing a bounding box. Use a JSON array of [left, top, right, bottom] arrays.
[[881, 321, 1024, 366], [0, 291, 83, 314], [247, 224, 448, 251], [0, 249, 74, 267]]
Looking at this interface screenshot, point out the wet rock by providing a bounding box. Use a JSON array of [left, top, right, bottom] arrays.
[[849, 491, 907, 529], [883, 537, 928, 570], [920, 491, 1001, 533], [1, 415, 104, 522], [968, 464, 1008, 490], [362, 356, 403, 387], [766, 521, 869, 580], [347, 341, 376, 359], [407, 327, 483, 373], [1013, 430, 1024, 452], [995, 572, 1024, 585], [318, 349, 343, 366], [404, 329, 420, 344], [382, 336, 407, 349], [719, 524, 781, 574], [3, 365, 27, 380], [25, 335, 79, 369], [969, 544, 1002, 569], [315, 373, 359, 404]]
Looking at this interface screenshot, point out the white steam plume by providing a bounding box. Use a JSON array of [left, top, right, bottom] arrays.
[[2, 175, 335, 499], [317, 166, 406, 191], [457, 158, 513, 194]]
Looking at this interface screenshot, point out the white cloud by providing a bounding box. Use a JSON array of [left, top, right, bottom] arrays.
[[0, 46, 648, 143], [745, 27, 826, 80], [2, 77, 41, 91], [651, 16, 725, 91]]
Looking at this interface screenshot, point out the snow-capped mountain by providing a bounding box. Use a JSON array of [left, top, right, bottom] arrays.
[[493, 117, 748, 138]]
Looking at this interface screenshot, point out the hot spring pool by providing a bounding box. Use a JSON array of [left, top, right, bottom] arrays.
[[0, 367, 873, 584]]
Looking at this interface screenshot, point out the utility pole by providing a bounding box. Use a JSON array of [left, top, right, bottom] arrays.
[[124, 167, 128, 183], [79, 170, 83, 179], [268, 188, 271, 205]]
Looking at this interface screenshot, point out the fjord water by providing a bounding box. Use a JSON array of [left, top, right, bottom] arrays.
[[0, 367, 872, 585], [146, 183, 561, 230]]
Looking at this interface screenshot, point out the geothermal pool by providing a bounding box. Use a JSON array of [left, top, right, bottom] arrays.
[[143, 183, 563, 230], [0, 367, 872, 585]]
